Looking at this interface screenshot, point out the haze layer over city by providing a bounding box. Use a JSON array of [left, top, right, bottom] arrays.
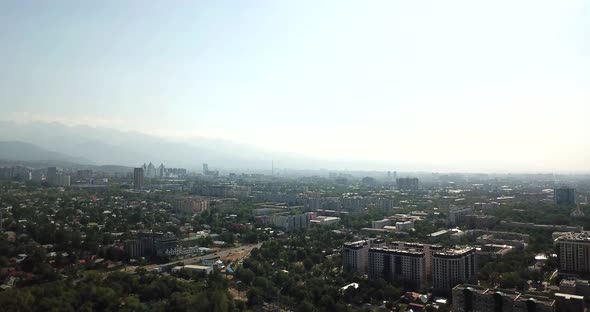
[[1, 1, 589, 173], [1, 2, 590, 312]]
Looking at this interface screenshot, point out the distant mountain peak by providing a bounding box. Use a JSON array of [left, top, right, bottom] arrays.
[[0, 141, 91, 164]]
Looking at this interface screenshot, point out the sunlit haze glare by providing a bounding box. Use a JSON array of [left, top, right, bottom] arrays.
[[1, 1, 589, 172]]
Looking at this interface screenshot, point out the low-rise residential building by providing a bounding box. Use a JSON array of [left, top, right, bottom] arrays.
[[172, 265, 213, 275]]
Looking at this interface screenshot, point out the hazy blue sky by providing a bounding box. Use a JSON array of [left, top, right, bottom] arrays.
[[1, 1, 589, 171]]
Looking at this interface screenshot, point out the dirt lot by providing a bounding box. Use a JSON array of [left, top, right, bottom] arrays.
[[228, 287, 247, 301], [220, 249, 251, 262]]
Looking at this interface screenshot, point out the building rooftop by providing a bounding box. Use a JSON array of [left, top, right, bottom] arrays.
[[361, 227, 390, 233], [434, 246, 476, 257], [428, 229, 450, 237], [453, 284, 555, 306], [554, 232, 590, 242], [369, 247, 425, 256], [344, 240, 369, 249], [184, 265, 212, 270], [554, 293, 584, 300], [560, 279, 577, 287]]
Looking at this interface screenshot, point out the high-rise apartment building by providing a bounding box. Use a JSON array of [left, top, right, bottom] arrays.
[[154, 232, 178, 256], [392, 241, 444, 280], [133, 168, 144, 190], [46, 167, 57, 186], [368, 247, 427, 290], [341, 196, 363, 211], [54, 174, 70, 187], [555, 232, 590, 275], [45, 167, 69, 187], [31, 170, 44, 183], [555, 188, 577, 206], [157, 163, 165, 178], [353, 241, 478, 290], [167, 168, 187, 176], [432, 247, 478, 291], [203, 163, 209, 174], [396, 177, 419, 190], [271, 214, 311, 232], [146, 162, 156, 178], [175, 196, 209, 215], [304, 198, 321, 211], [449, 206, 475, 226], [0, 166, 31, 181], [343, 240, 370, 274], [124, 235, 154, 258]]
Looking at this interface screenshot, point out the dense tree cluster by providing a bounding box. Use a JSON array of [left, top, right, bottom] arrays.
[[233, 229, 405, 311], [477, 250, 553, 291], [489, 202, 590, 228], [0, 269, 236, 312]]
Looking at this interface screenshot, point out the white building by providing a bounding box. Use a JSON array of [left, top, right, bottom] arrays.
[[271, 214, 311, 232], [310, 216, 340, 226], [157, 163, 165, 178], [172, 265, 213, 275], [372, 219, 393, 229], [395, 220, 414, 232], [146, 162, 156, 178]]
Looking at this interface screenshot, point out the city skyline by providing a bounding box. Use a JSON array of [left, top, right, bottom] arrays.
[[1, 1, 589, 172], [2, 2, 590, 310]]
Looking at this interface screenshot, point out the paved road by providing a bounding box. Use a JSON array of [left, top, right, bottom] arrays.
[[121, 243, 262, 273]]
